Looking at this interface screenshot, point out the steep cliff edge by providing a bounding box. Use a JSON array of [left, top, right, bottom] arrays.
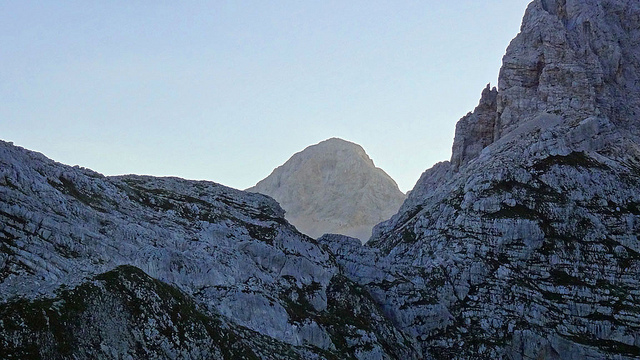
[[248, 138, 406, 242], [326, 0, 640, 359], [451, 0, 640, 172]]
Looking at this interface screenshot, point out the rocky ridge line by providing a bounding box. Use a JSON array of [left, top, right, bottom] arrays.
[[326, 0, 640, 359], [0, 140, 420, 359]]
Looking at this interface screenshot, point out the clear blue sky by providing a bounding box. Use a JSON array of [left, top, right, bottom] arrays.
[[1, 1, 531, 192]]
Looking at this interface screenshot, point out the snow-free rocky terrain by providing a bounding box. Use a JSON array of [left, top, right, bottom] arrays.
[[2, 0, 640, 359], [0, 141, 418, 359], [248, 138, 406, 242], [323, 0, 640, 358]]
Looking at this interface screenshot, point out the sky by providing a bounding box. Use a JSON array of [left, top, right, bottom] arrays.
[[1, 1, 532, 193]]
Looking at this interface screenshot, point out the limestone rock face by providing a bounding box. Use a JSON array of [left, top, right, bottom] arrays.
[[248, 138, 406, 242], [451, 85, 498, 170], [493, 0, 639, 145], [325, 0, 640, 359], [4, 0, 640, 358], [0, 140, 419, 359], [449, 0, 640, 170]]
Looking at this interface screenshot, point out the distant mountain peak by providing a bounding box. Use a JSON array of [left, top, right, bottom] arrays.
[[248, 138, 405, 242]]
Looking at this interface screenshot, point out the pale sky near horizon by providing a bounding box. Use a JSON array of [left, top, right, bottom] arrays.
[[1, 1, 532, 192]]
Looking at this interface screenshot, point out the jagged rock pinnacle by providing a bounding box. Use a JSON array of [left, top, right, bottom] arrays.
[[330, 1, 640, 358], [451, 84, 498, 170], [450, 0, 640, 171]]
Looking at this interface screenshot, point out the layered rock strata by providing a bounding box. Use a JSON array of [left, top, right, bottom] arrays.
[[0, 140, 419, 359], [325, 0, 640, 358], [2, 0, 640, 359]]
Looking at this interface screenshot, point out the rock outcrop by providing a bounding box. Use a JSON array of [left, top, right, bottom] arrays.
[[248, 138, 406, 242], [0, 140, 419, 359], [450, 85, 498, 170], [325, 0, 640, 359], [497, 0, 640, 142]]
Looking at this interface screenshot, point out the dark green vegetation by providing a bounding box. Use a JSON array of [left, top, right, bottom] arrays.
[[0, 266, 281, 360], [0, 265, 418, 360]]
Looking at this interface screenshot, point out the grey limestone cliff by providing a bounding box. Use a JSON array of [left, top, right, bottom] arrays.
[[451, 85, 499, 170], [324, 0, 640, 359]]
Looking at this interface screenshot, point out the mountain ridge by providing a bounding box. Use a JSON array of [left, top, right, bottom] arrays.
[[326, 0, 640, 358], [2, 0, 640, 359], [0, 139, 420, 359]]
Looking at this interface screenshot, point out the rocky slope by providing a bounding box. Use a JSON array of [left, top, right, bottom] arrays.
[[3, 1, 640, 359], [247, 138, 406, 242], [0, 140, 419, 359], [323, 0, 640, 359]]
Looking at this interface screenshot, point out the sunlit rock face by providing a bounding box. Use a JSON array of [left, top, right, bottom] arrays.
[[325, 0, 640, 358], [0, 140, 420, 359], [248, 138, 406, 242]]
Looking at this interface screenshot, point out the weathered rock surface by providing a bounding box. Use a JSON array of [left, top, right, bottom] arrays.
[[451, 85, 498, 170], [0, 265, 295, 359], [325, 0, 640, 359], [497, 0, 639, 143], [3, 1, 640, 359], [248, 138, 406, 242], [0, 140, 419, 359]]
